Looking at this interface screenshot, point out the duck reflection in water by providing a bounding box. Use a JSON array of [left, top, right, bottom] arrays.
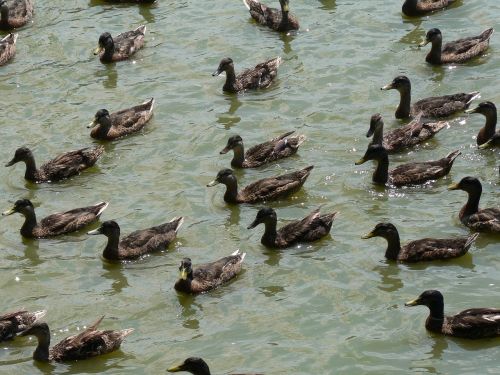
[[216, 95, 242, 129]]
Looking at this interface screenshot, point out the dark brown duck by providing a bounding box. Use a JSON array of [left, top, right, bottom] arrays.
[[402, 0, 456, 17], [0, 0, 33, 30], [94, 25, 146, 63], [243, 0, 299, 32], [465, 101, 498, 146]]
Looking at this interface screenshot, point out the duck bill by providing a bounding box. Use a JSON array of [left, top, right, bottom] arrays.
[[87, 228, 102, 235], [478, 140, 492, 149], [2, 208, 15, 216], [447, 183, 460, 190], [5, 158, 16, 167], [87, 119, 97, 129], [464, 108, 477, 114], [206, 179, 219, 187], [93, 46, 103, 55], [366, 128, 374, 138], [212, 68, 222, 77], [418, 40, 430, 47], [179, 268, 188, 281], [219, 146, 231, 154], [247, 219, 259, 230], [380, 83, 393, 91], [167, 364, 184, 372], [282, 2, 290, 12], [361, 231, 374, 239], [355, 157, 367, 166], [405, 298, 421, 307]]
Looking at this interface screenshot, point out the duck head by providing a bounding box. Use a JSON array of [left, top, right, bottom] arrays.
[[212, 58, 234, 76], [247, 207, 277, 229]]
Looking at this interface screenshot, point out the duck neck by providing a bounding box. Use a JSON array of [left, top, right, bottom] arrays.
[[0, 4, 9, 27], [23, 155, 39, 181], [230, 144, 245, 168], [372, 155, 389, 184], [280, 9, 290, 28], [33, 331, 51, 362], [261, 219, 278, 246], [477, 111, 497, 145], [396, 88, 411, 119], [20, 208, 38, 238], [222, 177, 239, 203], [102, 42, 115, 62], [425, 301, 445, 332], [382, 232, 401, 260], [102, 232, 121, 260], [223, 66, 237, 92], [461, 188, 481, 218], [371, 125, 384, 146], [402, 0, 417, 14], [175, 271, 194, 293], [93, 117, 112, 138], [426, 39, 443, 64]]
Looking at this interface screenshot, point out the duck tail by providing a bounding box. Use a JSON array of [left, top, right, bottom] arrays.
[[446, 150, 461, 163], [32, 310, 47, 323], [171, 216, 184, 233], [136, 25, 147, 35], [145, 97, 155, 112], [95, 202, 109, 217], [118, 328, 135, 340], [242, 0, 251, 10], [464, 233, 479, 250], [481, 28, 494, 40], [466, 91, 481, 105], [296, 134, 307, 146]]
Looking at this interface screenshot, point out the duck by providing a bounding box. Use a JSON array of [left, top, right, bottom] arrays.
[[5, 145, 104, 183], [402, 0, 456, 17], [381, 75, 479, 119], [0, 33, 17, 66], [93, 25, 146, 63], [243, 0, 299, 32], [247, 207, 338, 248], [419, 28, 493, 65], [355, 144, 460, 186], [0, 0, 33, 30], [168, 357, 263, 375], [2, 199, 108, 238], [212, 57, 282, 93], [362, 222, 478, 262], [464, 101, 497, 146], [478, 132, 500, 149], [448, 177, 500, 233], [174, 250, 246, 294], [88, 98, 154, 140], [220, 131, 306, 168], [0, 309, 46, 342], [367, 113, 448, 153], [87, 217, 184, 261], [19, 316, 133, 362], [405, 290, 500, 339], [206, 166, 313, 204]]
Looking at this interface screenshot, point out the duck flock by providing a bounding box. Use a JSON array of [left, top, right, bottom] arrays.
[[0, 0, 499, 373]]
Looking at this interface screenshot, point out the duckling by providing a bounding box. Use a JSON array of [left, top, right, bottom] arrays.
[[212, 57, 282, 93], [448, 177, 500, 233], [220, 131, 306, 168], [174, 250, 246, 294], [405, 290, 500, 339], [88, 98, 154, 140], [87, 217, 183, 261], [2, 199, 108, 238], [247, 207, 338, 248], [0, 33, 16, 65], [243, 0, 299, 32], [206, 166, 313, 204], [464, 102, 498, 146], [381, 75, 479, 119], [367, 113, 447, 153], [402, 0, 456, 17], [5, 146, 104, 183], [0, 309, 46, 342], [355, 144, 460, 186], [419, 28, 493, 65], [478, 132, 500, 149], [93, 25, 146, 63], [168, 357, 263, 375], [19, 316, 133, 362], [0, 0, 33, 30], [362, 222, 478, 262]]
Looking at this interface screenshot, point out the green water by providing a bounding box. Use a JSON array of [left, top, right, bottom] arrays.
[[0, 0, 499, 374]]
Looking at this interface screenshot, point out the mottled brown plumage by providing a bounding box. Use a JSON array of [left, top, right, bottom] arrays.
[[465, 102, 497, 146], [367, 113, 448, 153], [402, 0, 456, 17], [2, 199, 108, 238], [87, 218, 183, 261], [94, 25, 146, 63], [362, 223, 478, 262], [248, 207, 338, 248], [406, 290, 500, 339], [5, 146, 104, 183], [355, 144, 460, 186], [20, 317, 133, 362], [220, 132, 306, 168], [448, 177, 500, 233], [0, 0, 33, 30], [0, 309, 45, 342], [212, 57, 282, 93], [381, 75, 479, 119], [88, 98, 154, 140], [207, 166, 313, 204], [174, 250, 246, 294], [243, 0, 299, 32], [168, 357, 263, 375], [0, 32, 16, 65]]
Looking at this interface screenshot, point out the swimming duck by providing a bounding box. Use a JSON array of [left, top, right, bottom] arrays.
[[478, 132, 500, 149], [5, 145, 104, 183], [247, 207, 338, 248], [0, 309, 46, 342], [88, 98, 154, 140], [0, 33, 16, 66], [243, 0, 299, 32], [220, 131, 306, 168], [94, 25, 146, 63], [0, 0, 33, 30], [355, 144, 460, 186], [381, 75, 479, 119], [464, 102, 497, 146], [174, 250, 246, 294], [405, 290, 500, 339], [207, 166, 313, 204], [448, 177, 500, 233], [19, 316, 133, 362], [168, 357, 263, 375], [419, 28, 493, 65], [362, 222, 478, 262], [212, 57, 282, 93], [2, 199, 108, 238], [402, 0, 456, 17], [367, 113, 448, 153], [87, 217, 183, 261]]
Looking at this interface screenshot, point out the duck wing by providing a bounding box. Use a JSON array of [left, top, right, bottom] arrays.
[[191, 251, 245, 292], [441, 29, 493, 63], [413, 92, 479, 118], [237, 57, 282, 90], [39, 146, 104, 181], [110, 98, 154, 135], [465, 208, 500, 232], [0, 33, 17, 66], [399, 234, 477, 262], [112, 25, 146, 60], [245, 131, 304, 165], [278, 210, 338, 245], [446, 308, 500, 338]]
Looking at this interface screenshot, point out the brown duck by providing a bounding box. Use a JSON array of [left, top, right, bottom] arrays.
[[0, 0, 33, 30], [168, 357, 263, 375], [465, 101, 497, 146], [174, 250, 246, 294], [0, 33, 16, 65], [5, 146, 104, 183], [0, 309, 46, 342], [243, 0, 299, 32], [94, 25, 146, 63], [220, 131, 306, 168], [402, 0, 456, 17]]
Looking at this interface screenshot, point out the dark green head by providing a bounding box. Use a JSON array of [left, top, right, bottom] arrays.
[[220, 135, 243, 154], [168, 357, 210, 375], [5, 147, 34, 167], [87, 220, 120, 237], [94, 32, 113, 55], [2, 199, 34, 217], [465, 101, 497, 116], [420, 28, 442, 47], [405, 290, 444, 314], [448, 176, 482, 195], [212, 57, 234, 77], [355, 144, 388, 165], [247, 207, 277, 229], [88, 109, 110, 128], [381, 75, 411, 92], [206, 169, 235, 187], [178, 258, 193, 281], [361, 222, 398, 240]]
